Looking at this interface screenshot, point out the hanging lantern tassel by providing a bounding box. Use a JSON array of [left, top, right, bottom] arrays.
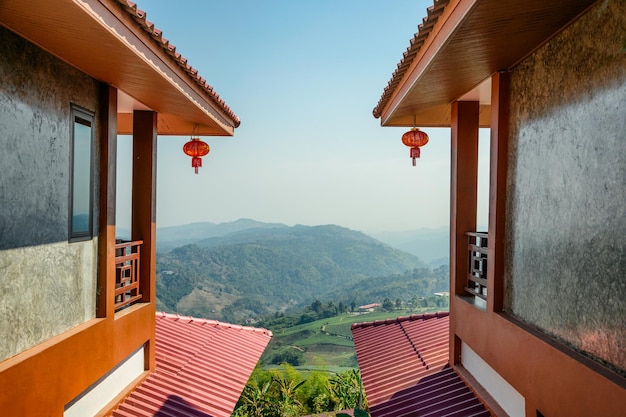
[[191, 156, 202, 174], [401, 127, 429, 167], [183, 137, 210, 174], [410, 147, 420, 166]]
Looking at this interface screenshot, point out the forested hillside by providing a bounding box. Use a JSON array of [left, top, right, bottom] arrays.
[[156, 218, 287, 251], [156, 224, 432, 322], [319, 265, 449, 305]]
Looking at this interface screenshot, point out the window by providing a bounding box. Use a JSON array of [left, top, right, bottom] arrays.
[[69, 105, 94, 241]]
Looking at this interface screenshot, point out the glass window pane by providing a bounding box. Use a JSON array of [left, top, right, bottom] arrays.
[[69, 106, 94, 241]]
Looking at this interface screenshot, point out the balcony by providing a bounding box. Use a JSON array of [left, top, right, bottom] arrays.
[[114, 240, 143, 312], [466, 232, 488, 300]]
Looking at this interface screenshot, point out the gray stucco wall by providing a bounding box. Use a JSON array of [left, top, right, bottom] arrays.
[[0, 26, 100, 361], [504, 0, 626, 374]]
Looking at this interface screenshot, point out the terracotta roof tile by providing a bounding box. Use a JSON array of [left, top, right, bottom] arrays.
[[115, 0, 241, 127], [352, 312, 491, 417], [108, 313, 272, 417], [372, 0, 450, 119]]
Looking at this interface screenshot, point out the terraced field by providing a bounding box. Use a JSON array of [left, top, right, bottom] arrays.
[[263, 307, 445, 372]]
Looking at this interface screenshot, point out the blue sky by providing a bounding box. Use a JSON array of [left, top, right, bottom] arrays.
[[117, 0, 490, 233]]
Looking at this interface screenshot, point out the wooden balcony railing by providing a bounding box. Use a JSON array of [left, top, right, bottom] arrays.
[[114, 240, 143, 312], [466, 232, 488, 300]]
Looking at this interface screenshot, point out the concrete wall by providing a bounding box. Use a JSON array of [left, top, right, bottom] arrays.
[[504, 0, 626, 375], [0, 26, 100, 361]]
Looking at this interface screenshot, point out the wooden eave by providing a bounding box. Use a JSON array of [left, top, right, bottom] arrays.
[[0, 0, 239, 136], [375, 0, 598, 128]]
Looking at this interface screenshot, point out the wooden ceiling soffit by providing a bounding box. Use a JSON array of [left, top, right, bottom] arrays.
[[0, 0, 238, 136], [378, 0, 598, 127], [382, 104, 491, 128], [117, 113, 231, 136]]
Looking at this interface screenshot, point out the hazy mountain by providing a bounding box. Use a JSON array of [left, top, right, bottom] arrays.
[[156, 224, 424, 322], [156, 218, 288, 251], [370, 227, 450, 265]]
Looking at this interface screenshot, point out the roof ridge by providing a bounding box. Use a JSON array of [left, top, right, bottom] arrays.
[[372, 0, 450, 119], [399, 320, 429, 369], [351, 310, 449, 330], [114, 0, 241, 127], [157, 312, 273, 337]]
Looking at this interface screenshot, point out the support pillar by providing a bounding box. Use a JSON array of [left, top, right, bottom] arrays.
[[487, 72, 510, 313], [131, 110, 157, 371], [449, 100, 479, 364], [97, 84, 117, 319]]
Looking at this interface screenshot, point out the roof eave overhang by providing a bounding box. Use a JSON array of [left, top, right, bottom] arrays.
[[0, 0, 238, 136], [377, 0, 598, 128]]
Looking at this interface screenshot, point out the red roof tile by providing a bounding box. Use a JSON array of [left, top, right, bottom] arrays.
[[352, 312, 490, 417], [109, 313, 272, 417], [115, 0, 241, 127], [372, 0, 450, 119]]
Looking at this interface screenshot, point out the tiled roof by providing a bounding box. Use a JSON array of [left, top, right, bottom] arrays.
[[115, 0, 240, 127], [109, 313, 272, 417], [368, 366, 491, 417], [372, 0, 450, 119], [352, 312, 491, 417]]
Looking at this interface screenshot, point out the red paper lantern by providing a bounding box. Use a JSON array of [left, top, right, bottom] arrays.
[[183, 138, 210, 174], [401, 128, 429, 166]]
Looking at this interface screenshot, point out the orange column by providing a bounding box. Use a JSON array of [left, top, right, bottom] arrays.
[[131, 110, 157, 371], [487, 72, 509, 313], [449, 100, 479, 364], [97, 84, 118, 319]]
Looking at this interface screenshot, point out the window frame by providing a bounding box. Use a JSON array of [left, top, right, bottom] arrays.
[[68, 104, 95, 242]]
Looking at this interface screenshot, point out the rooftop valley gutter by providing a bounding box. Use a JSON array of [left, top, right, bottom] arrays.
[[77, 0, 235, 134], [381, 0, 479, 127]]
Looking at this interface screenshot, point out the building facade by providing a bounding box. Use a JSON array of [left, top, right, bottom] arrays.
[[373, 0, 625, 416], [0, 1, 240, 415]]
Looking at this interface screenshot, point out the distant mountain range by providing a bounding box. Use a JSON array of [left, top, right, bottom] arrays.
[[156, 218, 288, 252], [153, 220, 455, 322], [152, 219, 450, 264], [371, 227, 449, 265]]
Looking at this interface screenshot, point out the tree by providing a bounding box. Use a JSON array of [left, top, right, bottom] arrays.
[[299, 371, 331, 414], [233, 369, 279, 417], [382, 297, 394, 311], [271, 367, 306, 417], [270, 348, 304, 366], [338, 301, 346, 314], [328, 369, 368, 412], [297, 313, 316, 325], [311, 299, 323, 314], [233, 366, 370, 417], [395, 298, 402, 309]]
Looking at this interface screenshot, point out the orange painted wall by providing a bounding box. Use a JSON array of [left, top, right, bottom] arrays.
[[0, 303, 153, 416], [1, 15, 159, 417], [451, 297, 626, 417], [448, 72, 626, 416], [449, 69, 626, 416]]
